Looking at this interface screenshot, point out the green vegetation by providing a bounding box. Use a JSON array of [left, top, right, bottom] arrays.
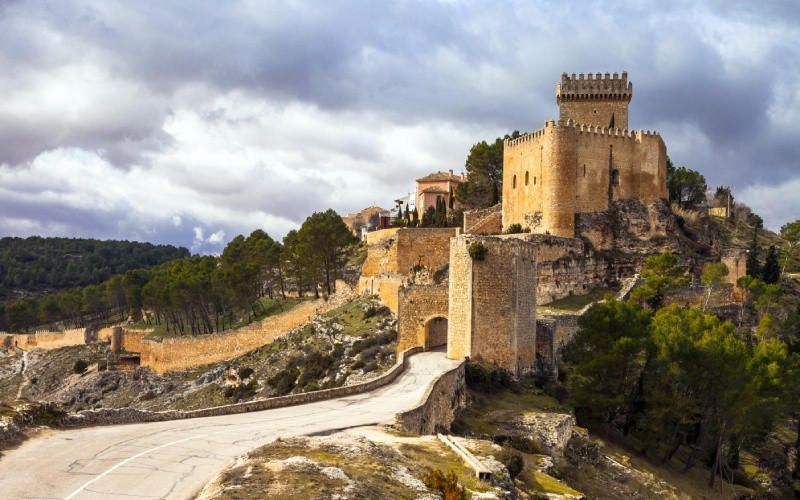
[[563, 251, 800, 490], [421, 468, 469, 499], [467, 241, 487, 261], [72, 359, 88, 374], [0, 236, 188, 303], [666, 159, 707, 209], [455, 132, 519, 209], [0, 209, 356, 335]]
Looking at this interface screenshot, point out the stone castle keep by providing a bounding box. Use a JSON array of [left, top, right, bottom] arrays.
[[366, 71, 672, 376], [503, 71, 668, 249]]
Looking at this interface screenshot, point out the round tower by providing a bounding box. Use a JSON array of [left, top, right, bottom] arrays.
[[541, 122, 576, 237]]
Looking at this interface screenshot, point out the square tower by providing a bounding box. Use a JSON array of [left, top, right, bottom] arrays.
[[556, 71, 631, 129]]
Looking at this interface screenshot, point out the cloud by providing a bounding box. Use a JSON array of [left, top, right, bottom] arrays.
[[0, 0, 797, 247]]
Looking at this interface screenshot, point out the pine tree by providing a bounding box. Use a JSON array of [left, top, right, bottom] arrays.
[[411, 208, 419, 227], [762, 245, 780, 284]]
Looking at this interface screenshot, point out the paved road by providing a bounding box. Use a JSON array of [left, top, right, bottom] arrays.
[[0, 350, 460, 499]]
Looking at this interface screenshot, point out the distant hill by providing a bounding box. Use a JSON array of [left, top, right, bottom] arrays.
[[0, 236, 190, 302]]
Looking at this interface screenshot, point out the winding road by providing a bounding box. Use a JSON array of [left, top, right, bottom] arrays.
[[0, 350, 459, 499]]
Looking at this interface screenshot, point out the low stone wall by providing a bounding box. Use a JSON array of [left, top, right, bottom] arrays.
[[394, 359, 466, 435], [140, 282, 353, 373], [59, 346, 425, 428]]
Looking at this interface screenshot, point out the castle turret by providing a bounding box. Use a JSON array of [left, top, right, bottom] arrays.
[[540, 122, 577, 237], [557, 71, 632, 130]]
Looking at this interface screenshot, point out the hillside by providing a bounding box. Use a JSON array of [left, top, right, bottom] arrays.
[[0, 236, 189, 302]]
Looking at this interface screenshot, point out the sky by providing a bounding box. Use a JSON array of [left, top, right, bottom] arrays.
[[0, 0, 798, 254]]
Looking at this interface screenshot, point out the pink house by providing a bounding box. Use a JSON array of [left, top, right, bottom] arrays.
[[416, 170, 466, 212]]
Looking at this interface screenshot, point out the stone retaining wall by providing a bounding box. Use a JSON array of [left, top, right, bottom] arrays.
[[59, 346, 425, 428], [394, 358, 466, 435]]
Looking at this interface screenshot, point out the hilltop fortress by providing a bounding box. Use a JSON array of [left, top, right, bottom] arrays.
[[362, 71, 687, 377]]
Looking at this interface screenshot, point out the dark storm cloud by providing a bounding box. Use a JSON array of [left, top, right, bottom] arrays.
[[0, 0, 797, 247]]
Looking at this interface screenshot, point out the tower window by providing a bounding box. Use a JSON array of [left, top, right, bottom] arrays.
[[513, 175, 517, 188], [611, 169, 620, 186], [525, 171, 529, 186], [534, 176, 537, 185]]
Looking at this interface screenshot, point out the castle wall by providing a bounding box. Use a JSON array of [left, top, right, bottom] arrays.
[[503, 121, 667, 238], [140, 283, 354, 373], [448, 235, 537, 375], [557, 71, 632, 130], [360, 227, 458, 278], [357, 273, 409, 314], [397, 284, 449, 353], [7, 328, 89, 350], [464, 203, 502, 235]]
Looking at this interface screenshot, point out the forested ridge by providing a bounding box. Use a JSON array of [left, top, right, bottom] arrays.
[[0, 209, 357, 335], [0, 236, 189, 302]]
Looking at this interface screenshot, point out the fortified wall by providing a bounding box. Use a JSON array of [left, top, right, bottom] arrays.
[[140, 282, 354, 373], [397, 284, 449, 352], [448, 235, 537, 375], [358, 227, 458, 313]]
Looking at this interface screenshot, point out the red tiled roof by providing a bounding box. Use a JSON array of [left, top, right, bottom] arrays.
[[420, 186, 449, 194], [416, 171, 463, 182]]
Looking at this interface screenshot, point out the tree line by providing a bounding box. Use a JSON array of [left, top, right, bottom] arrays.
[[0, 236, 189, 302], [565, 250, 800, 489], [0, 209, 356, 335]]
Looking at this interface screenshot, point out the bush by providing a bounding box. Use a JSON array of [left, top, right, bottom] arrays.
[[237, 366, 254, 380], [224, 379, 257, 402], [497, 444, 525, 479], [506, 223, 523, 234], [360, 345, 380, 363], [73, 359, 89, 374], [363, 304, 390, 319], [468, 241, 488, 261], [297, 350, 335, 387], [268, 367, 299, 396], [465, 362, 516, 392], [362, 361, 379, 373], [421, 468, 468, 500], [501, 435, 543, 455]]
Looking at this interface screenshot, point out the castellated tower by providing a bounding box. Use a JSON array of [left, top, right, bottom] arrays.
[[502, 71, 668, 248], [557, 71, 632, 129]]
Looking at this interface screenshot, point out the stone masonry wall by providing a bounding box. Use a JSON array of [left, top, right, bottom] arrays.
[[358, 273, 409, 313], [6, 328, 89, 350], [394, 359, 466, 435], [397, 284, 449, 352], [464, 203, 502, 235], [448, 235, 537, 375], [361, 227, 458, 278], [140, 282, 354, 373]]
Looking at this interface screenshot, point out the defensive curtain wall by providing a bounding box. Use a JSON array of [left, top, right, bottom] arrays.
[[140, 281, 354, 373], [502, 119, 667, 243], [448, 235, 538, 376], [358, 227, 459, 313]]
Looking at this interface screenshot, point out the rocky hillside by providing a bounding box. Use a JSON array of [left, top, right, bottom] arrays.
[[0, 296, 397, 416]]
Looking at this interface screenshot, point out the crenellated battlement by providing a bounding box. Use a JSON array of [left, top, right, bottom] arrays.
[[504, 118, 659, 148], [556, 71, 632, 103]]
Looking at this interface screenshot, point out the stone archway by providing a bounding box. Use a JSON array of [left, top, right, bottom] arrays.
[[422, 316, 448, 350]]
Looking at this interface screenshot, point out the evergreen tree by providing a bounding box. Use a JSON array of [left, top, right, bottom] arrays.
[[411, 208, 419, 227], [762, 245, 780, 284]]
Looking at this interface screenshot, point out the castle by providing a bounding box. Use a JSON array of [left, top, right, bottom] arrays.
[[362, 71, 675, 376], [502, 71, 668, 248]]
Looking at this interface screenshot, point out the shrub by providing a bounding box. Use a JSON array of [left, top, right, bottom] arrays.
[[503, 435, 542, 455], [237, 366, 254, 380], [224, 379, 257, 402], [268, 367, 299, 396], [362, 361, 379, 373], [360, 345, 380, 363], [421, 468, 468, 500], [363, 304, 390, 319], [73, 359, 89, 374], [297, 350, 335, 387], [465, 362, 516, 392], [497, 444, 525, 479], [506, 223, 523, 234], [468, 241, 488, 261]]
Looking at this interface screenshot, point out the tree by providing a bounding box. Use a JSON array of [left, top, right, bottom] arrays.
[[297, 209, 357, 296], [700, 261, 729, 312], [563, 298, 652, 426], [667, 166, 707, 209], [780, 219, 800, 275], [630, 251, 689, 311], [746, 215, 763, 278], [455, 132, 518, 209], [761, 245, 780, 284]]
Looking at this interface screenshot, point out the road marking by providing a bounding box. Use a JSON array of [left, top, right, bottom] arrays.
[[64, 433, 210, 499]]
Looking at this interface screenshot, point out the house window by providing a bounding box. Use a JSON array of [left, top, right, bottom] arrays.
[[611, 169, 619, 186]]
